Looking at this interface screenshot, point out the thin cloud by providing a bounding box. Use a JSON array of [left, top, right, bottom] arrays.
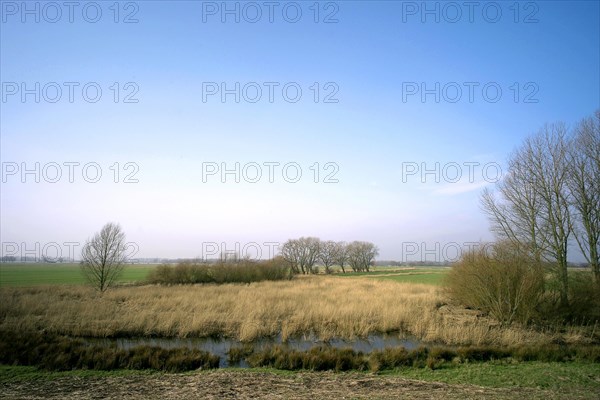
[[433, 180, 492, 196]]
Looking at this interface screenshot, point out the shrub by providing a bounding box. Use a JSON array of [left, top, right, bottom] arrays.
[[146, 264, 175, 284], [369, 346, 427, 370], [444, 241, 545, 325], [227, 344, 254, 365], [428, 347, 457, 362], [246, 345, 369, 372], [455, 346, 510, 362], [566, 270, 600, 321], [147, 258, 291, 285]]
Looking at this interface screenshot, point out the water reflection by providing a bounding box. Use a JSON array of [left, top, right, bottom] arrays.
[[90, 333, 420, 368]]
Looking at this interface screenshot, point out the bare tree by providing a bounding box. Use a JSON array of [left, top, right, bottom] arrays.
[[280, 237, 321, 274], [482, 123, 572, 306], [335, 241, 348, 273], [297, 237, 321, 274], [347, 241, 379, 272], [282, 238, 378, 275], [567, 111, 600, 286], [280, 239, 301, 274], [481, 148, 546, 262], [319, 240, 340, 274], [81, 222, 129, 292], [526, 124, 572, 306]]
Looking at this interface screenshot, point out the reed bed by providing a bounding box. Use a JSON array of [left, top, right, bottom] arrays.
[[0, 276, 590, 347]]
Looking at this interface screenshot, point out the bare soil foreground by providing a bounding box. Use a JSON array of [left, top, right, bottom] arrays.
[[2, 370, 598, 400]]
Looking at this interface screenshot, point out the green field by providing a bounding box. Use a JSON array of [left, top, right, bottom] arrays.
[[0, 264, 448, 287], [336, 267, 449, 285], [0, 263, 157, 286], [374, 272, 447, 285], [383, 361, 600, 393]]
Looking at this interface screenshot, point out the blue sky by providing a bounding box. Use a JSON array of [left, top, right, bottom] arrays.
[[1, 1, 599, 261]]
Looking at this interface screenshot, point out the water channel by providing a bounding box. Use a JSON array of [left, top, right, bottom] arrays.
[[91, 333, 421, 368]]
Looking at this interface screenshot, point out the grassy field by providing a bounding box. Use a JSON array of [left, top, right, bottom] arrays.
[[0, 263, 446, 287], [0, 263, 157, 286], [1, 264, 598, 398], [336, 267, 449, 285], [392, 361, 600, 392]]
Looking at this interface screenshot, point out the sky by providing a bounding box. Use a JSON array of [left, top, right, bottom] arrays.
[[1, 0, 599, 262]]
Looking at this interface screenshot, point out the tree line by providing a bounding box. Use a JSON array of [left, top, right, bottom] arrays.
[[280, 237, 379, 274], [78, 223, 380, 291]]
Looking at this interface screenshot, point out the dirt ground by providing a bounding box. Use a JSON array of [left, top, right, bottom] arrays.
[[1, 370, 596, 400]]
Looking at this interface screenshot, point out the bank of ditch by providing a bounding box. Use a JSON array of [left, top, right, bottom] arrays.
[[1, 329, 598, 373]]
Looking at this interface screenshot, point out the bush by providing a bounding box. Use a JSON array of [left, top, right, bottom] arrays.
[[227, 345, 254, 365], [246, 345, 369, 372], [455, 346, 510, 362], [369, 346, 430, 370], [566, 270, 600, 321], [445, 241, 545, 325], [146, 264, 176, 284], [428, 347, 457, 362], [147, 257, 291, 285]]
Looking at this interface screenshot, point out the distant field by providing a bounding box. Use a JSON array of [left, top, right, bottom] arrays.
[[0, 263, 157, 287], [335, 267, 449, 286], [0, 264, 448, 287]]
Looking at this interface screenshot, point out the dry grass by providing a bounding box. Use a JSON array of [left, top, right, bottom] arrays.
[[0, 276, 591, 346]]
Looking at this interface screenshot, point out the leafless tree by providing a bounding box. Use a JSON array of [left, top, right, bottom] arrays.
[[280, 239, 301, 274], [482, 123, 572, 306], [319, 240, 340, 274], [347, 241, 379, 272], [335, 241, 348, 273], [81, 222, 129, 292], [280, 237, 321, 274], [298, 237, 321, 274], [567, 111, 600, 286], [481, 150, 546, 262]]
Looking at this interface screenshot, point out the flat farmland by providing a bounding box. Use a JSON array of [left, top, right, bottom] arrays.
[[1, 265, 598, 399], [0, 263, 157, 287], [338, 267, 449, 285], [0, 264, 447, 287]]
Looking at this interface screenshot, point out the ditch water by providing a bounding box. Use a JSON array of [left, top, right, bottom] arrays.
[[91, 333, 421, 368]]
